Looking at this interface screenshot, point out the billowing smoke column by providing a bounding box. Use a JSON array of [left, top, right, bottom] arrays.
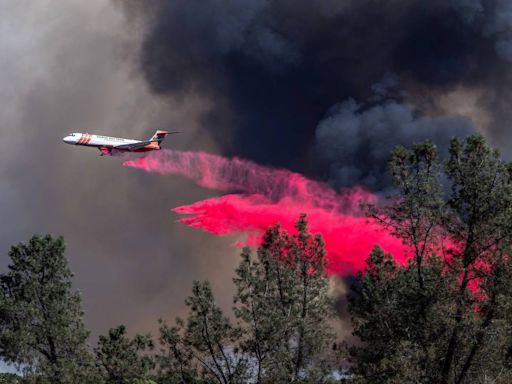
[[123, 150, 408, 275], [124, 0, 512, 180]]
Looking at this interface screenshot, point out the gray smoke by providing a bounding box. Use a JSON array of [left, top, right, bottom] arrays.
[[315, 80, 475, 189], [0, 0, 239, 341]]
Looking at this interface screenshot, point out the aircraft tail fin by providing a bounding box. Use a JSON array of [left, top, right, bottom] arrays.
[[149, 130, 179, 145]]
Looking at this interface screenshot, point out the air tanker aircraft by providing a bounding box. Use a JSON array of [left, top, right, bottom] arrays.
[[62, 130, 177, 156]]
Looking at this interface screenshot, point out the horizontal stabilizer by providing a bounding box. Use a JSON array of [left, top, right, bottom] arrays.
[[149, 130, 179, 143]]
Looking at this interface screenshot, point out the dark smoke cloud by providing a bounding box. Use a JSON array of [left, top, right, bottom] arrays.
[[314, 74, 475, 189], [315, 95, 475, 189], [126, 0, 512, 182]]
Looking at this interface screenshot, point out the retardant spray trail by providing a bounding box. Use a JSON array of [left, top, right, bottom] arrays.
[[123, 150, 409, 275]]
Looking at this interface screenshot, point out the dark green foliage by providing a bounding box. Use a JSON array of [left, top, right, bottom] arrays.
[[156, 319, 202, 383], [233, 215, 339, 383], [155, 216, 339, 384], [0, 235, 98, 383], [157, 281, 247, 384], [0, 220, 339, 383], [367, 140, 445, 291], [184, 281, 246, 383], [350, 134, 512, 383], [0, 373, 22, 384], [349, 247, 455, 383], [95, 325, 154, 384]]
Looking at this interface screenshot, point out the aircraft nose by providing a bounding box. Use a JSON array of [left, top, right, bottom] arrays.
[[62, 135, 74, 144]]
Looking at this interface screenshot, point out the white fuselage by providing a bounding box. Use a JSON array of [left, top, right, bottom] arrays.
[[62, 133, 139, 147]]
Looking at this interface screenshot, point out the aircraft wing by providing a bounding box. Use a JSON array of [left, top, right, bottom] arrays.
[[113, 141, 152, 150]]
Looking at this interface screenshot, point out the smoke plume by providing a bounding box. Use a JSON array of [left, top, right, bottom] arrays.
[[122, 0, 512, 179], [315, 92, 475, 189]]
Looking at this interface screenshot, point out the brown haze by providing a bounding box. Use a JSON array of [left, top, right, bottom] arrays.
[[0, 0, 240, 339]]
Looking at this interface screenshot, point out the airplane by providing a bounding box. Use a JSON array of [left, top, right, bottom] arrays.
[[62, 130, 177, 156]]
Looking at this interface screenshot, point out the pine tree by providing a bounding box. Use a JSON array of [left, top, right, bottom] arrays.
[[155, 216, 339, 384], [95, 325, 155, 384], [349, 246, 453, 383], [157, 281, 247, 384], [233, 215, 339, 383], [156, 318, 201, 384], [0, 235, 98, 383], [349, 134, 512, 383]]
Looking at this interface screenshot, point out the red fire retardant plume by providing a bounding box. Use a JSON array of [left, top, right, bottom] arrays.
[[123, 150, 409, 275]]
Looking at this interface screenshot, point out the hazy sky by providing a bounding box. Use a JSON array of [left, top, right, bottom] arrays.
[[0, 0, 241, 340], [2, 0, 512, 347]]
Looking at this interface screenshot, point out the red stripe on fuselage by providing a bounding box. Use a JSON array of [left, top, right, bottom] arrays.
[[78, 134, 91, 145]]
